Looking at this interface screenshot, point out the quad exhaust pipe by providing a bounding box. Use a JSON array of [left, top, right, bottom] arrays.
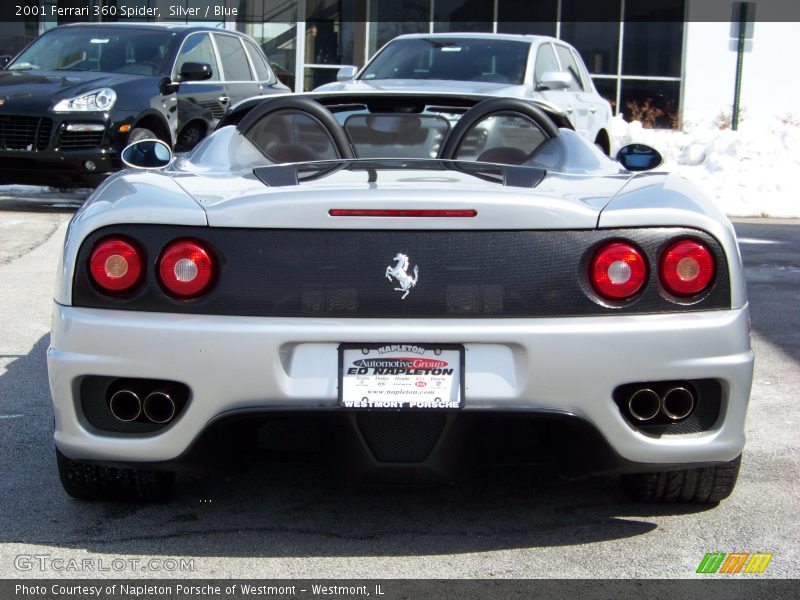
[[108, 388, 177, 424], [109, 390, 142, 422], [143, 391, 177, 424], [661, 387, 695, 420], [626, 386, 696, 422], [628, 389, 661, 421]]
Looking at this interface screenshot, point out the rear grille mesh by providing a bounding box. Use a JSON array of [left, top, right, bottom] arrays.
[[0, 116, 53, 151], [357, 412, 446, 463]]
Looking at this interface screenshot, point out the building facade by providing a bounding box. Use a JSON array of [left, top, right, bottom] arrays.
[[1, 0, 797, 128]]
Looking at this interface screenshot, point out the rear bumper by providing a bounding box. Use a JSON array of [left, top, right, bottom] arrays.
[[48, 304, 754, 472]]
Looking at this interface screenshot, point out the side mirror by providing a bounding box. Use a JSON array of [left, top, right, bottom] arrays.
[[0, 55, 11, 69], [179, 62, 213, 82], [336, 65, 358, 81], [121, 139, 173, 170], [158, 76, 179, 95], [616, 143, 663, 171], [537, 71, 571, 91]]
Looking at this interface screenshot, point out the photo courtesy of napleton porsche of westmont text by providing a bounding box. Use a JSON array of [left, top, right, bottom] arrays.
[[0, 0, 799, 599]]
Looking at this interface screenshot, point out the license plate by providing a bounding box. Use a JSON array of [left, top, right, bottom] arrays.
[[338, 343, 464, 409]]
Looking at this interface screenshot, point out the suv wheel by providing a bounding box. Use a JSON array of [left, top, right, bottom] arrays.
[[176, 122, 205, 152], [56, 448, 174, 502], [621, 454, 741, 503], [127, 128, 158, 144]]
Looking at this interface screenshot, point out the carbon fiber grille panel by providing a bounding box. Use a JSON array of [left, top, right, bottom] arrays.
[[72, 226, 731, 317]]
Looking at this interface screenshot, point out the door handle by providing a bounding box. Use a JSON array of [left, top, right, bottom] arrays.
[[589, 106, 597, 113], [218, 96, 230, 104]]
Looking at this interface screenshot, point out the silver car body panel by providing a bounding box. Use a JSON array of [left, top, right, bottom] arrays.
[[50, 305, 751, 465]]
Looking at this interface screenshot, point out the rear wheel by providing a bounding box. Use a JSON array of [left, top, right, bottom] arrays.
[[621, 454, 741, 503], [56, 448, 174, 502]]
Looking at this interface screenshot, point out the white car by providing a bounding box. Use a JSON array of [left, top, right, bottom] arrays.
[[317, 33, 614, 154], [48, 92, 751, 503]]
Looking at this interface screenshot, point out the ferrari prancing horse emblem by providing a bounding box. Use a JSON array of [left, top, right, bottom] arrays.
[[385, 253, 419, 299]]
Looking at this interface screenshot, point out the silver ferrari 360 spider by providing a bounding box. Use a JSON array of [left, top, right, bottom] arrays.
[[47, 92, 753, 502]]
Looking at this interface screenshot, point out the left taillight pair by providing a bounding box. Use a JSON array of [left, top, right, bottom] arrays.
[[590, 239, 715, 301], [89, 238, 214, 297]]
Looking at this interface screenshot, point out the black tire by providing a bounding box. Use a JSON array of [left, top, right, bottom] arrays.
[[56, 448, 174, 502], [176, 122, 206, 152], [127, 127, 158, 144], [621, 454, 741, 504]]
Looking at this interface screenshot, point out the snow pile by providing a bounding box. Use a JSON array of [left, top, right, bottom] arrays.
[[610, 115, 800, 218]]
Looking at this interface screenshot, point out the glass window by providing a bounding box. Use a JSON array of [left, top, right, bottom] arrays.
[[214, 34, 253, 81], [433, 0, 493, 33], [533, 43, 559, 84], [622, 0, 684, 77], [560, 0, 620, 75], [306, 0, 359, 65], [554, 45, 583, 91], [304, 66, 338, 91], [361, 38, 529, 85], [243, 38, 274, 82], [367, 0, 429, 55], [592, 78, 617, 113], [343, 114, 450, 159], [236, 1, 298, 88], [8, 26, 174, 74], [620, 79, 680, 129], [455, 114, 547, 163], [246, 110, 340, 162], [497, 0, 558, 36], [174, 33, 220, 81]]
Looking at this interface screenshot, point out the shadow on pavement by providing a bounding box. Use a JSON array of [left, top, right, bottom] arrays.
[[1, 334, 716, 560]]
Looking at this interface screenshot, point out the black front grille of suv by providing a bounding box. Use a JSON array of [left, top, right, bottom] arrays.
[[59, 131, 104, 149], [0, 116, 53, 151]]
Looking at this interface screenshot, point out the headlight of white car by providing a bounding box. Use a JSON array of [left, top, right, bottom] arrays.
[[52, 88, 117, 112]]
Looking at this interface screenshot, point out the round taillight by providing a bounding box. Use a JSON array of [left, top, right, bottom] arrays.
[[89, 238, 143, 292], [158, 240, 214, 297], [590, 242, 648, 300], [660, 239, 715, 296]]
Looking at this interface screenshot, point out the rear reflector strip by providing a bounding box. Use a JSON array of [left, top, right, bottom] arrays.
[[329, 209, 477, 217]]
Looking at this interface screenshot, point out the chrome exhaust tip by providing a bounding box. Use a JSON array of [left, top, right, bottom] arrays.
[[109, 390, 142, 422], [143, 391, 176, 424], [628, 388, 661, 421], [662, 387, 695, 420]]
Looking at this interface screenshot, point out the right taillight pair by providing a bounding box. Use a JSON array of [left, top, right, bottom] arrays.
[[590, 239, 715, 301], [89, 238, 214, 298]]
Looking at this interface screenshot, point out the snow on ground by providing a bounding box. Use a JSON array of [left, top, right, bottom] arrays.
[[610, 114, 800, 218]]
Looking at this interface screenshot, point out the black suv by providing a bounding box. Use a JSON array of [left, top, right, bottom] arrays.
[[0, 23, 289, 187]]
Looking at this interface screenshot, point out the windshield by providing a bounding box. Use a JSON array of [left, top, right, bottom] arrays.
[[8, 27, 175, 75], [360, 38, 529, 85]]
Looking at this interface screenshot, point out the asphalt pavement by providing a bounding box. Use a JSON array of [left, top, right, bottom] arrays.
[[0, 201, 797, 579]]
